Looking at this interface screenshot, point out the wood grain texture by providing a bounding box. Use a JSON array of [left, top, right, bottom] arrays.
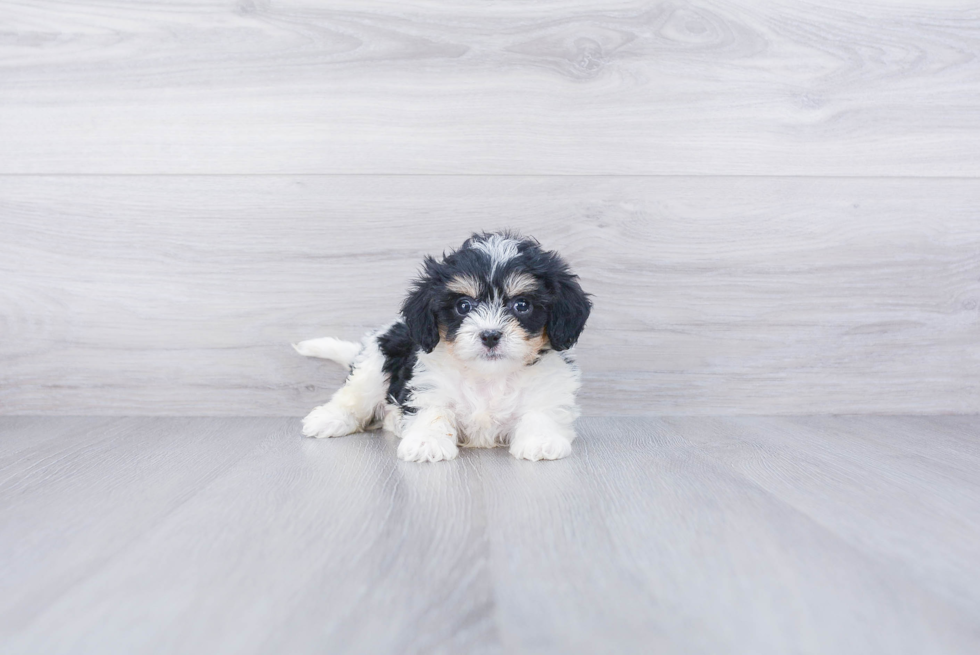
[[0, 418, 274, 633], [2, 175, 978, 415], [672, 416, 980, 613], [2, 416, 979, 654], [486, 418, 980, 654], [2, 0, 980, 174], [1, 418, 496, 655]]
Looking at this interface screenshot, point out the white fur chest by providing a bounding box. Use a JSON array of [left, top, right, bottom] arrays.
[[408, 345, 580, 448], [451, 371, 525, 447]]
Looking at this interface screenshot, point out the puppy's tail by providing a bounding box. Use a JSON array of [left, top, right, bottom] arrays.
[[292, 337, 363, 368]]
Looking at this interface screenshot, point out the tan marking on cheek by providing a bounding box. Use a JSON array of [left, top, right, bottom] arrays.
[[499, 317, 523, 341], [504, 272, 539, 298], [439, 327, 456, 358], [446, 274, 481, 298], [522, 329, 548, 364]]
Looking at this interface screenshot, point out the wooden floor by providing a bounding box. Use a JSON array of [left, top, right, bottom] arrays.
[[1, 416, 978, 654]]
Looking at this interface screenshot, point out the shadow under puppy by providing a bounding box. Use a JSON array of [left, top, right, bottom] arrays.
[[294, 232, 591, 462]]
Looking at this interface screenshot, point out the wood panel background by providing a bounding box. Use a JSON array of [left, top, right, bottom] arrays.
[[3, 0, 980, 175], [1, 0, 978, 415]]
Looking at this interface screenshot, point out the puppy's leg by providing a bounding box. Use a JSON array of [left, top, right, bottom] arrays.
[[397, 407, 459, 463], [302, 340, 386, 439], [509, 411, 575, 461]]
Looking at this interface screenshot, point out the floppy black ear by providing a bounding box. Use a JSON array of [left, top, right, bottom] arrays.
[[547, 273, 592, 351], [401, 257, 441, 353]]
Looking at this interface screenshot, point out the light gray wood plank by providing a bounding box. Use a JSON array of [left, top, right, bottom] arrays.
[[0, 417, 274, 634], [2, 175, 978, 415], [0, 416, 116, 459], [672, 416, 980, 613], [3, 416, 979, 654], [2, 1, 980, 174], [1, 418, 497, 655], [787, 415, 980, 484], [481, 417, 980, 655]]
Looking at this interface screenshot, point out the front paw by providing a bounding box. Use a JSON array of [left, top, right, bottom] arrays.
[[302, 405, 359, 438], [397, 434, 459, 463], [510, 434, 572, 461]]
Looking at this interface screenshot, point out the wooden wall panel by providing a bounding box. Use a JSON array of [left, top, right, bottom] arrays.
[[2, 176, 977, 415], [1, 0, 979, 175]]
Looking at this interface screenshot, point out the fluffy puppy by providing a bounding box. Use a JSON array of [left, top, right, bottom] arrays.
[[294, 232, 591, 462]]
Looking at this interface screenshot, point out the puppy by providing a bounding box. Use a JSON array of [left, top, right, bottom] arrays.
[[294, 232, 591, 462]]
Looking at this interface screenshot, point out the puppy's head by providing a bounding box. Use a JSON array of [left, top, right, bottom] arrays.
[[401, 232, 591, 368]]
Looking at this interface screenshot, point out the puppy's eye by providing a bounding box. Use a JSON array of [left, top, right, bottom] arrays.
[[512, 298, 532, 314], [455, 298, 473, 315]]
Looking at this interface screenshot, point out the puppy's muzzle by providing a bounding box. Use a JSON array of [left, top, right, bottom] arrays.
[[480, 330, 502, 349]]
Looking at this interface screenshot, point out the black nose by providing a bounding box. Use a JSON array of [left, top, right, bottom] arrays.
[[480, 330, 502, 348]]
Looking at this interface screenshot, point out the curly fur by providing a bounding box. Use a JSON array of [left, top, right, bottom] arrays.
[[295, 232, 591, 462]]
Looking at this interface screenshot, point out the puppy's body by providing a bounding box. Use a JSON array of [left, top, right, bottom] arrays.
[[296, 232, 591, 462]]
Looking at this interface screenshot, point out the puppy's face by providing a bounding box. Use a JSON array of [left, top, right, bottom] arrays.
[[439, 265, 548, 367], [402, 233, 591, 368]]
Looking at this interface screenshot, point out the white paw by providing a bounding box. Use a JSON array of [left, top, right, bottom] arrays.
[[509, 434, 572, 461], [397, 434, 459, 463], [302, 405, 359, 438]]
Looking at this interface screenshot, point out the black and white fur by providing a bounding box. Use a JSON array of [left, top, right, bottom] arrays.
[[294, 232, 591, 463]]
